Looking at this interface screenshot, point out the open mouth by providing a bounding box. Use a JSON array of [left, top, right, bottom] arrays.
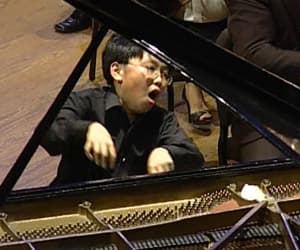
[[148, 89, 160, 101], [148, 89, 160, 103]]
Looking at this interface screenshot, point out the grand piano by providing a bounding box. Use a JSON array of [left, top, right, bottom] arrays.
[[0, 0, 300, 249]]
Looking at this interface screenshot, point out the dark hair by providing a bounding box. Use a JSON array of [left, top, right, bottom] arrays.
[[102, 33, 144, 86]]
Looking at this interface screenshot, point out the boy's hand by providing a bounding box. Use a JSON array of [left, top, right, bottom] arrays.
[[84, 122, 116, 169], [147, 147, 174, 174]]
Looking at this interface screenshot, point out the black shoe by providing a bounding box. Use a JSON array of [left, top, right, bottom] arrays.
[[182, 86, 212, 132], [55, 9, 91, 33]]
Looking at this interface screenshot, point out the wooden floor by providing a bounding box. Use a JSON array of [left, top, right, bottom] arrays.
[[0, 0, 219, 191]]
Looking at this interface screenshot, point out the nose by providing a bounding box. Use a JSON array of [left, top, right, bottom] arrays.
[[153, 74, 163, 88]]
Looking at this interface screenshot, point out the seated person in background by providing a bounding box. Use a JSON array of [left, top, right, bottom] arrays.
[[227, 0, 300, 85], [217, 0, 300, 162], [183, 0, 228, 43], [41, 33, 204, 186], [179, 0, 228, 131]]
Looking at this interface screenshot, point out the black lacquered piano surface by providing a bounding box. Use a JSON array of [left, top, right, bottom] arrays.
[[1, 0, 300, 249]]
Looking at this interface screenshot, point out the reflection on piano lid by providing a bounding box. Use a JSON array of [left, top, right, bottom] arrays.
[[63, 0, 300, 159], [1, 0, 300, 249]]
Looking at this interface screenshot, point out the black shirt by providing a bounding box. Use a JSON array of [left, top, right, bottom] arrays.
[[41, 86, 204, 185]]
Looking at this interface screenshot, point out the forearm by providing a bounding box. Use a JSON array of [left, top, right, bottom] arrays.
[[228, 0, 300, 83], [41, 119, 90, 155], [158, 112, 204, 171], [163, 143, 204, 171], [242, 44, 300, 84], [41, 90, 99, 155]]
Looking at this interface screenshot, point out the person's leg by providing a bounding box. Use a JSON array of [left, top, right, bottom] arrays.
[[229, 117, 285, 162], [55, 9, 91, 33], [177, 20, 226, 132], [183, 83, 212, 130], [185, 83, 210, 113]]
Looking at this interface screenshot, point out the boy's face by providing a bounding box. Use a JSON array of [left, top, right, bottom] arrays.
[[112, 52, 171, 119]]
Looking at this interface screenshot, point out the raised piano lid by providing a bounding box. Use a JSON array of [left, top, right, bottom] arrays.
[[0, 0, 300, 203]]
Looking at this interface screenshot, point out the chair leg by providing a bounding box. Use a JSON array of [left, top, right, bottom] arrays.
[[217, 102, 231, 165], [89, 19, 101, 81], [218, 122, 228, 165], [167, 84, 174, 111]]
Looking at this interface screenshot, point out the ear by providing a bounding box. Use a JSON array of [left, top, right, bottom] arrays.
[[110, 62, 123, 84]]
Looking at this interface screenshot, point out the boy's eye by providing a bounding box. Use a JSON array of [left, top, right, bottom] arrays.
[[145, 65, 156, 73], [161, 70, 170, 79]]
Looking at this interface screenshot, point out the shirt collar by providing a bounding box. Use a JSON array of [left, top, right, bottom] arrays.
[[103, 85, 121, 111]]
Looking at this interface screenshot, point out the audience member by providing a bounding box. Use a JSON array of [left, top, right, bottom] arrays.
[[227, 0, 300, 84], [217, 0, 300, 162], [179, 0, 228, 131]]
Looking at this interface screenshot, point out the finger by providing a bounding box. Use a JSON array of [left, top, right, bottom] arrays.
[[147, 165, 159, 174], [163, 162, 174, 172], [84, 142, 94, 161], [92, 142, 102, 167], [155, 165, 165, 173], [99, 143, 108, 168], [85, 151, 94, 162], [107, 144, 116, 169], [149, 163, 173, 174]]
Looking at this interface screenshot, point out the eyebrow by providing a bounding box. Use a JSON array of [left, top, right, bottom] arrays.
[[145, 59, 169, 69]]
